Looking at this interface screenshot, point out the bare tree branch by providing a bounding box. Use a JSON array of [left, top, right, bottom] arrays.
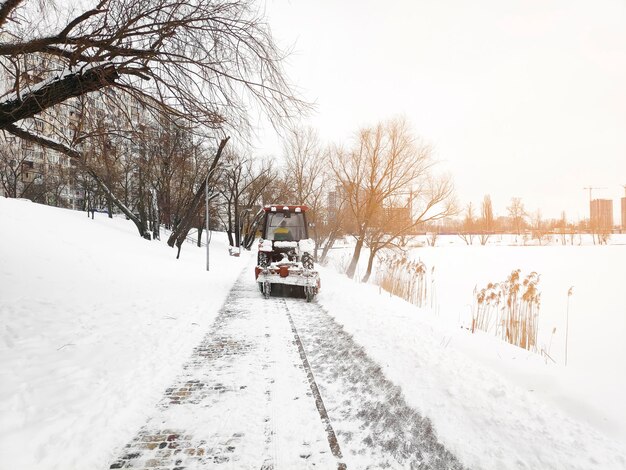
[[0, 63, 119, 127], [0, 0, 23, 29], [0, 0, 308, 134]]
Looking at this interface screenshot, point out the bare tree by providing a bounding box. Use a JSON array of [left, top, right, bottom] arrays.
[[0, 139, 39, 197], [218, 148, 273, 248], [0, 0, 306, 239], [458, 202, 475, 245], [283, 126, 327, 258], [166, 137, 228, 255], [0, 0, 304, 133], [143, 119, 208, 231], [283, 127, 325, 204], [507, 197, 527, 235], [330, 117, 455, 279], [531, 209, 549, 245], [42, 157, 73, 207], [478, 194, 494, 245], [317, 185, 347, 264]]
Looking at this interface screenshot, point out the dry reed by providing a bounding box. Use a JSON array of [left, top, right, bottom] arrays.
[[376, 256, 429, 308], [472, 269, 541, 352]]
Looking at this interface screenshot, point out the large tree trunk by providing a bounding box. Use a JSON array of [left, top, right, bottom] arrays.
[[106, 194, 114, 219], [319, 229, 339, 264], [225, 199, 234, 246], [136, 172, 149, 236], [150, 189, 160, 240], [197, 222, 203, 247], [361, 246, 378, 283], [346, 230, 365, 279], [166, 137, 229, 255]]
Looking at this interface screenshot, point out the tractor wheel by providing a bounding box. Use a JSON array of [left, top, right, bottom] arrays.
[[302, 252, 314, 270], [258, 252, 269, 267]]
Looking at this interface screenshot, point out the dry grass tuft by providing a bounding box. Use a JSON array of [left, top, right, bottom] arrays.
[[472, 269, 541, 351], [376, 256, 430, 308]]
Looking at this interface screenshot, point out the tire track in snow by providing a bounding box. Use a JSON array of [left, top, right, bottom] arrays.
[[108, 263, 464, 469], [282, 298, 348, 470], [287, 298, 467, 470], [108, 268, 336, 469]]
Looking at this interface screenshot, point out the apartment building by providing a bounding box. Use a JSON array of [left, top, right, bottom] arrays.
[[590, 198, 613, 230]]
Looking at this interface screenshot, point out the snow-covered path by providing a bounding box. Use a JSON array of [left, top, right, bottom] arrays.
[[289, 301, 462, 469], [109, 269, 463, 470]]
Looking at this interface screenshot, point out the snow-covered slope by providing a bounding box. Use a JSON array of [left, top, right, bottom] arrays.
[[3, 197, 625, 470], [318, 266, 626, 469], [0, 198, 247, 469]]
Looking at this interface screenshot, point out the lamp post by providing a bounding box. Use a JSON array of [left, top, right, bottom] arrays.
[[205, 173, 210, 271]]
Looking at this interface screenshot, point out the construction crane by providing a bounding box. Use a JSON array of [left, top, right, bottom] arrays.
[[583, 186, 607, 204]]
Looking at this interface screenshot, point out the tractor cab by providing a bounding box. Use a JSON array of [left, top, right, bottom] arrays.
[[253, 205, 319, 301], [259, 206, 310, 264], [264, 209, 308, 242]]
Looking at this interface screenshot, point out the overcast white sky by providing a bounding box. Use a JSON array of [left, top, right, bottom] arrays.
[[256, 0, 626, 222]]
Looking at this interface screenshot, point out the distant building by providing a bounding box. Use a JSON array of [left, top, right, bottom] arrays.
[[327, 185, 343, 223], [621, 197, 626, 229], [0, 134, 80, 206], [328, 187, 340, 222], [590, 199, 613, 230]]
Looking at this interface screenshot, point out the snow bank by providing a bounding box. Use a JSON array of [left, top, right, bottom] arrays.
[[325, 238, 626, 441], [317, 266, 626, 469], [406, 243, 626, 441], [0, 197, 247, 470]]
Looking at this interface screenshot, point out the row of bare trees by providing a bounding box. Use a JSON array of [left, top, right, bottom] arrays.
[[454, 197, 613, 246], [458, 195, 495, 245], [458, 196, 529, 245], [0, 1, 457, 269], [247, 118, 457, 282], [0, 0, 305, 252], [330, 118, 455, 281]]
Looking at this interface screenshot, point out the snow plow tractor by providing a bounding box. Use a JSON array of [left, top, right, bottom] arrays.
[[253, 205, 320, 302]]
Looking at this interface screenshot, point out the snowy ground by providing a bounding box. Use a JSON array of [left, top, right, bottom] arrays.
[[401, 238, 626, 445], [0, 198, 246, 469], [324, 234, 626, 468], [317, 266, 626, 469], [2, 197, 626, 470], [108, 273, 343, 470], [109, 270, 462, 470]]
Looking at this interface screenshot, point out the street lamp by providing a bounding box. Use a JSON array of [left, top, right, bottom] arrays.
[[205, 173, 210, 271]]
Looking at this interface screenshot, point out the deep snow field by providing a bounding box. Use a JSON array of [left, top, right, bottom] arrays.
[[327, 234, 626, 441], [0, 198, 248, 469], [1, 197, 626, 470], [322, 237, 626, 468]]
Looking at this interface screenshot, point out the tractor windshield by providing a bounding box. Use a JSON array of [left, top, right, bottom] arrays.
[[265, 212, 307, 241]]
